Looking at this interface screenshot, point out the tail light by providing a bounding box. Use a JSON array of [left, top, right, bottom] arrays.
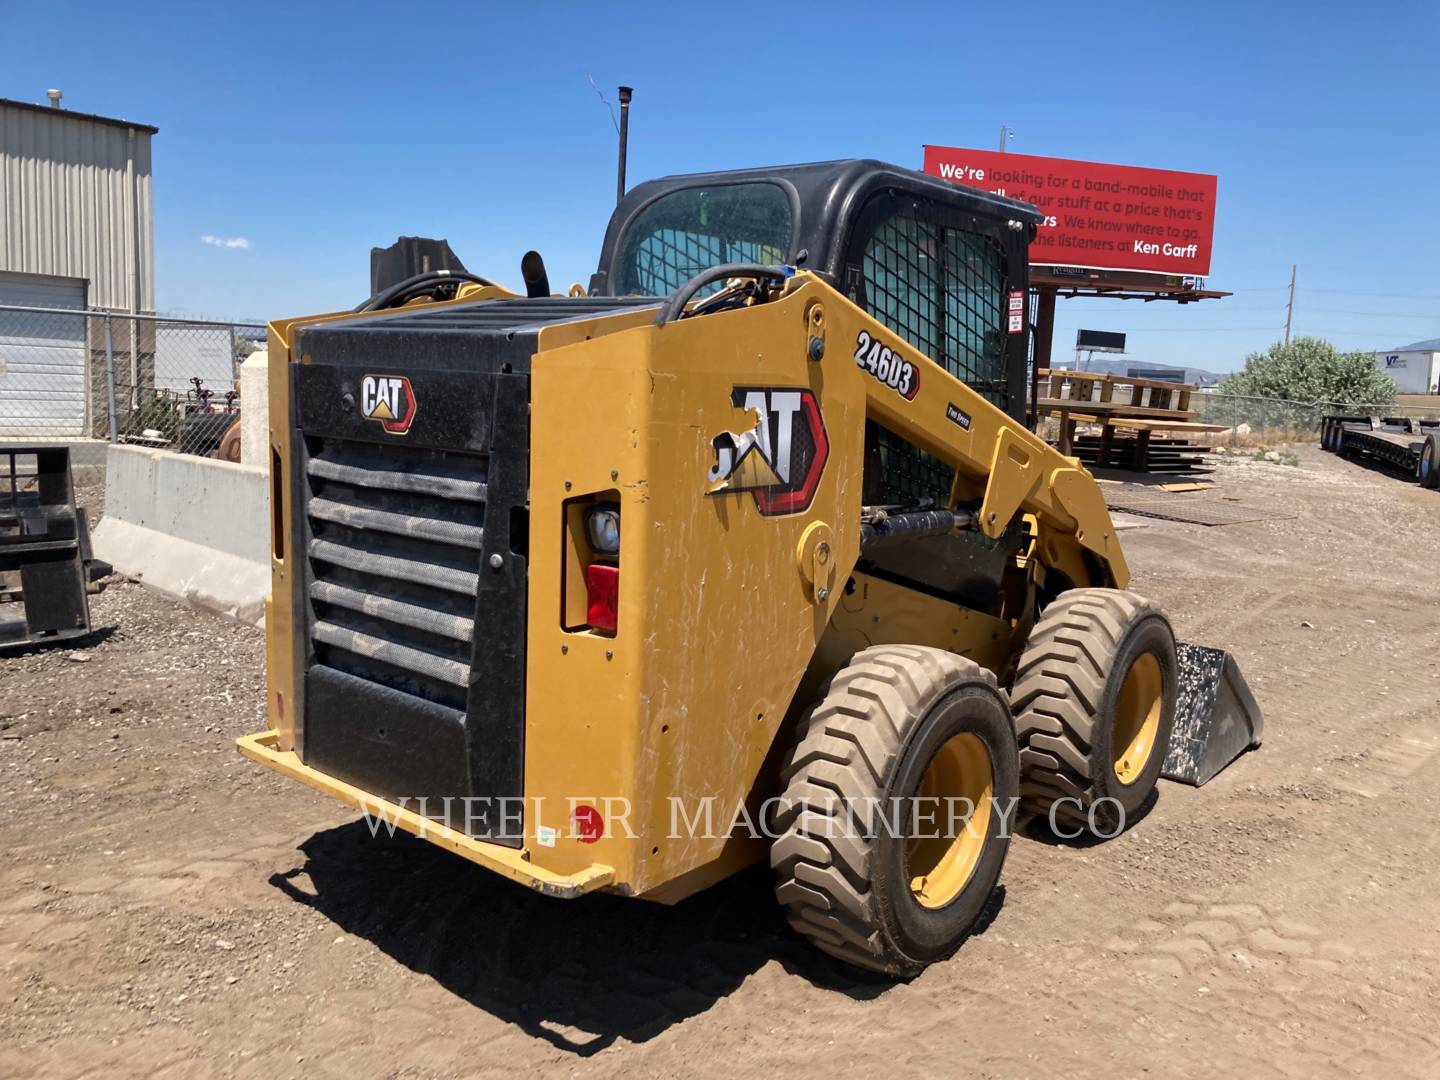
[[565, 498, 620, 634], [585, 563, 619, 632]]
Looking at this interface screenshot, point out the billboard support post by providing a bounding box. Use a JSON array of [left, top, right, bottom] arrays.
[[1030, 286, 1056, 430]]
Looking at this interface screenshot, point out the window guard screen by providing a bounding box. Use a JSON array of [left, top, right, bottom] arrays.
[[868, 422, 955, 508], [860, 214, 1007, 400], [853, 201, 1010, 507], [613, 183, 793, 298]]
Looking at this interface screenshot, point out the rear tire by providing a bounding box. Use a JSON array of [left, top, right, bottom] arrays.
[[771, 645, 1018, 976], [1010, 588, 1177, 835], [1419, 434, 1439, 489]]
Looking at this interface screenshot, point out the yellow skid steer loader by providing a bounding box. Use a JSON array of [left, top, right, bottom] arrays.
[[240, 160, 1260, 975]]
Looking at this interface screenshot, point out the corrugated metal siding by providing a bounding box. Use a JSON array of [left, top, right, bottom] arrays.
[[0, 103, 154, 312], [0, 273, 87, 436]]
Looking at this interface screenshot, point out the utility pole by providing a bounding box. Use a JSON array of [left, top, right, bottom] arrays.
[[616, 85, 633, 206], [997, 125, 1013, 152], [1284, 264, 1296, 343]]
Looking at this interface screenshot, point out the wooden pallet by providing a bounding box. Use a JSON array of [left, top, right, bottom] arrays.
[[1073, 434, 1213, 475], [1033, 369, 1210, 460]]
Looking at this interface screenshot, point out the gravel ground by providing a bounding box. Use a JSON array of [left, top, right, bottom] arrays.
[[2, 445, 1438, 1079]]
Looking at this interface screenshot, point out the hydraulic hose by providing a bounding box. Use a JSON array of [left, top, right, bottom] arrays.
[[859, 510, 979, 553], [654, 263, 792, 326], [355, 269, 495, 313]]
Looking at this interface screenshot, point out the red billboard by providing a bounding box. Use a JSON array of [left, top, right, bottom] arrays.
[[923, 146, 1218, 277]]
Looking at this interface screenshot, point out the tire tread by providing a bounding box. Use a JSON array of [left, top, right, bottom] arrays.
[[770, 646, 995, 974], [1009, 588, 1167, 820]]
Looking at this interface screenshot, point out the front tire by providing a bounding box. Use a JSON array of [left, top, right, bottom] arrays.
[[1010, 589, 1177, 835], [771, 645, 1019, 976]]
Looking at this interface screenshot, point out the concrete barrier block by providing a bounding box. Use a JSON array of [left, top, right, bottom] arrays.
[[92, 444, 270, 625], [240, 349, 269, 467]]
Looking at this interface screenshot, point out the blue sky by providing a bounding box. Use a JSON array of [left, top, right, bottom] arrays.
[[5, 1, 1438, 371]]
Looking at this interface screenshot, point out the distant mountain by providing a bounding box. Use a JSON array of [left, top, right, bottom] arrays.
[[1059, 355, 1223, 387]]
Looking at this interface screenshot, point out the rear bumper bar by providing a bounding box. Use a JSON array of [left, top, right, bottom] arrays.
[[236, 730, 614, 899]]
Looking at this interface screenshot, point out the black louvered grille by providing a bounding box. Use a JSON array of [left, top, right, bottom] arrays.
[[303, 437, 485, 711]]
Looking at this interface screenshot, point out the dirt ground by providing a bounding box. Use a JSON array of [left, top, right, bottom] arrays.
[[3, 446, 1439, 1079]]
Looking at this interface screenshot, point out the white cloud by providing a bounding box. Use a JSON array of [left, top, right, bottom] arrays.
[[200, 234, 251, 250]]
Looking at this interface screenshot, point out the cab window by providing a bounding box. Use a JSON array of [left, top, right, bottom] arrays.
[[613, 183, 793, 297]]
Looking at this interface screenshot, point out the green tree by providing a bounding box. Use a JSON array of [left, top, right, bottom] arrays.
[[1218, 337, 1396, 407], [233, 335, 260, 363]]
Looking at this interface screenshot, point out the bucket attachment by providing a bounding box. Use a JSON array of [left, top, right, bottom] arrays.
[[1162, 642, 1263, 786], [0, 446, 110, 651]]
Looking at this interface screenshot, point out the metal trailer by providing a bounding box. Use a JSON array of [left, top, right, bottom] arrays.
[[1320, 415, 1440, 489]]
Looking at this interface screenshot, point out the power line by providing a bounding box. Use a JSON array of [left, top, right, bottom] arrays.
[[1080, 307, 1438, 320], [1052, 325, 1283, 333], [1309, 288, 1440, 300], [585, 72, 620, 135], [1054, 324, 1400, 338], [1225, 286, 1440, 301], [1311, 309, 1440, 319], [1058, 303, 1283, 313]]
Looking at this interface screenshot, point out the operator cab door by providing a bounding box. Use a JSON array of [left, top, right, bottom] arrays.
[[840, 190, 1027, 423], [839, 189, 1030, 606]]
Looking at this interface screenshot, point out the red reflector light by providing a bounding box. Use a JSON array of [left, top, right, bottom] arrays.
[[585, 563, 619, 632], [572, 804, 605, 843]]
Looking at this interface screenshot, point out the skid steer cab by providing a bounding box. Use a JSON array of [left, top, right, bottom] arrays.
[[240, 160, 1261, 976]]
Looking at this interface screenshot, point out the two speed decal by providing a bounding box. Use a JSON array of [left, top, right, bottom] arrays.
[[854, 331, 919, 400]]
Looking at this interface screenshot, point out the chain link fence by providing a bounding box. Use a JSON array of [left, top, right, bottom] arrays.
[[5, 303, 1438, 458], [1192, 391, 1440, 441], [0, 304, 265, 458]]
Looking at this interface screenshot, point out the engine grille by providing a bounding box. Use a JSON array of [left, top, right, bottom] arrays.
[[303, 436, 486, 712]]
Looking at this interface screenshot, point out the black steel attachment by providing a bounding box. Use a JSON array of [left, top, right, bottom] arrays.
[[1162, 642, 1264, 786], [0, 447, 110, 651]]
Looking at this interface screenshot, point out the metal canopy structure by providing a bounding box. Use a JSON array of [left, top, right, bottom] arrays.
[[1032, 266, 1230, 304], [1028, 267, 1231, 424]]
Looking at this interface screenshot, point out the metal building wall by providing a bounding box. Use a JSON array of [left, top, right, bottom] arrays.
[[0, 100, 155, 313]]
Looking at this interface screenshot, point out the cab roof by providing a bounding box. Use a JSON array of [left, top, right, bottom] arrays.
[[592, 158, 1044, 295]]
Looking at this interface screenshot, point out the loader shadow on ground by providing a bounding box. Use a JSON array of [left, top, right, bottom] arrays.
[[1020, 787, 1161, 849], [269, 820, 1006, 1055]]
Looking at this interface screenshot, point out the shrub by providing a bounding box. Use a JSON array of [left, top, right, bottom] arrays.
[[1217, 337, 1396, 408]]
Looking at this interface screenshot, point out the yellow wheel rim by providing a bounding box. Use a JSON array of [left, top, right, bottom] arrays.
[[905, 733, 993, 909], [1113, 652, 1163, 784]]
